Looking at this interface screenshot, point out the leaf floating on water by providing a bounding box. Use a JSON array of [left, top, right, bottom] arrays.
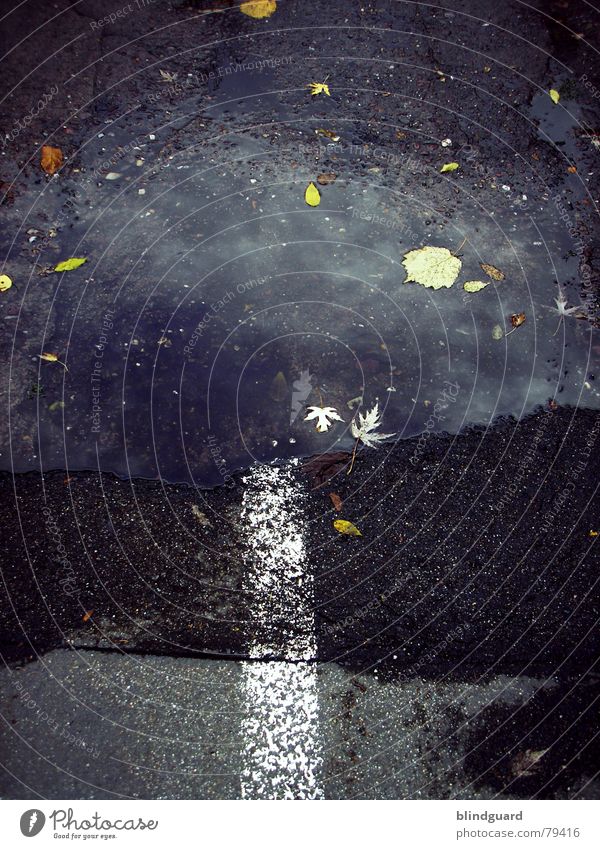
[[317, 172, 337, 185], [269, 370, 288, 402], [304, 405, 343, 433], [41, 145, 63, 175], [240, 0, 277, 18], [463, 280, 490, 293], [308, 81, 330, 97], [440, 162, 459, 173], [492, 324, 504, 340], [329, 492, 343, 511], [480, 262, 505, 281], [334, 519, 362, 537], [304, 182, 321, 206], [55, 257, 87, 272], [39, 352, 68, 371], [511, 312, 526, 328], [402, 246, 462, 290], [549, 88, 560, 104], [510, 748, 549, 778], [0, 274, 12, 292], [104, 172, 121, 180]]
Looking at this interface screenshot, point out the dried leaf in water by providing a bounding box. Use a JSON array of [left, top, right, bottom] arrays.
[[440, 162, 459, 173], [334, 519, 362, 537], [549, 88, 560, 104], [0, 274, 12, 292], [304, 182, 321, 206], [240, 0, 277, 18], [55, 257, 87, 272], [463, 280, 490, 293], [308, 82, 330, 96], [511, 312, 526, 328], [41, 145, 63, 175], [304, 405, 343, 433], [329, 492, 343, 511], [480, 262, 505, 281], [402, 246, 462, 290], [492, 324, 504, 340], [269, 371, 288, 402], [302, 452, 350, 487], [317, 172, 337, 185]]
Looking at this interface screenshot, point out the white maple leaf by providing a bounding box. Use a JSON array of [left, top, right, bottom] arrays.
[[552, 284, 586, 334], [350, 402, 395, 448], [304, 405, 343, 433]]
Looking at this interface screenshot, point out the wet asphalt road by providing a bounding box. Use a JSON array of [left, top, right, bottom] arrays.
[[1, 0, 600, 799]]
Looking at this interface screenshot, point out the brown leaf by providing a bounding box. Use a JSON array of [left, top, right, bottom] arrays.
[[329, 492, 343, 511], [82, 610, 94, 623], [480, 262, 505, 281], [395, 130, 407, 140], [302, 452, 351, 488], [317, 172, 337, 185], [567, 165, 577, 173], [511, 312, 526, 328], [41, 145, 63, 176]]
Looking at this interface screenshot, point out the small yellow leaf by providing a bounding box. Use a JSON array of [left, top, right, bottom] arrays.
[[549, 88, 560, 104], [41, 145, 63, 175], [308, 82, 331, 97], [54, 257, 87, 272], [402, 246, 462, 290], [0, 274, 12, 292], [334, 519, 362, 537], [440, 162, 459, 173], [463, 280, 490, 293], [240, 0, 276, 19], [480, 262, 505, 281], [305, 182, 321, 206], [589, 530, 598, 537], [40, 352, 58, 363]]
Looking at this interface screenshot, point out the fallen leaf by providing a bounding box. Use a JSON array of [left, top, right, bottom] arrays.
[[82, 610, 94, 623], [532, 150, 540, 161], [269, 370, 288, 402], [317, 172, 337, 185], [329, 492, 343, 511], [39, 352, 68, 371], [302, 452, 351, 487], [48, 400, 65, 412], [567, 165, 577, 173], [104, 172, 121, 180], [240, 0, 276, 18], [480, 262, 505, 281], [334, 519, 362, 537], [589, 530, 598, 537], [510, 749, 548, 778], [483, 65, 491, 73], [511, 312, 526, 328], [41, 145, 63, 175], [463, 280, 490, 293], [440, 162, 459, 173], [55, 257, 87, 272], [549, 88, 560, 104], [304, 182, 321, 206], [304, 405, 343, 433], [402, 246, 462, 290], [308, 81, 331, 97], [0, 274, 12, 292], [492, 324, 504, 340], [159, 69, 178, 83], [395, 130, 407, 140], [315, 128, 340, 141], [191, 505, 212, 527]]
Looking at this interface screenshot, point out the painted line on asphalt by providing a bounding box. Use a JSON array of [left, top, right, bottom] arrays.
[[239, 463, 324, 800]]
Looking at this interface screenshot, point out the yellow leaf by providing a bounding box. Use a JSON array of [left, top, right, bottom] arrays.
[[308, 82, 330, 96], [440, 162, 459, 173], [480, 262, 505, 281], [0, 274, 12, 292], [240, 0, 276, 18], [463, 280, 490, 293], [39, 352, 68, 371], [333, 519, 362, 537], [402, 246, 462, 290], [54, 257, 87, 272], [549, 88, 560, 104], [41, 145, 63, 175], [304, 182, 321, 206]]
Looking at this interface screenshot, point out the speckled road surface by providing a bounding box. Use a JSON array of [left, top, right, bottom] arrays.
[[1, 0, 600, 799]]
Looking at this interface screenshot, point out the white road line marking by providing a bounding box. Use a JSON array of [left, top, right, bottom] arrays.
[[239, 463, 324, 800]]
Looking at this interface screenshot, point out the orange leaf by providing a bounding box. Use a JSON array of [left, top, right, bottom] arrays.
[[329, 492, 343, 511], [41, 146, 63, 176], [511, 312, 526, 328], [82, 610, 94, 622]]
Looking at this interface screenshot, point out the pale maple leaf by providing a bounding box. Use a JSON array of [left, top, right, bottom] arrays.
[[304, 405, 343, 432], [350, 402, 395, 448], [552, 284, 586, 334]]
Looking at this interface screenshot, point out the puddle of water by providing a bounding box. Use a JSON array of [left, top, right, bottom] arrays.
[[2, 71, 598, 486]]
